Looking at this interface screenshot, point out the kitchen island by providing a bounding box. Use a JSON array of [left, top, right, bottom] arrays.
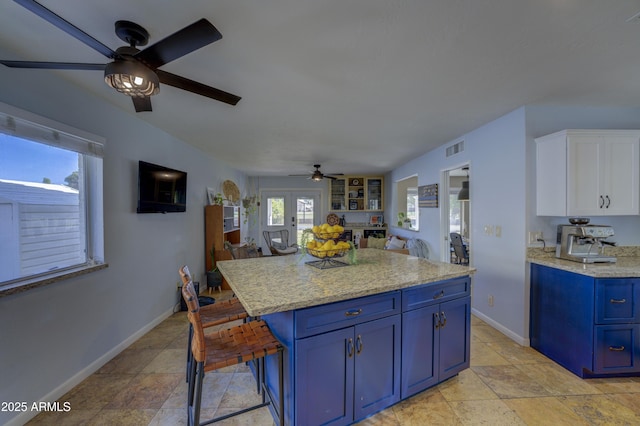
[[217, 249, 475, 425], [529, 255, 640, 379]]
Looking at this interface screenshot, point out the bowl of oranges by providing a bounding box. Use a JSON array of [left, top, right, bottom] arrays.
[[306, 239, 351, 259], [311, 223, 345, 240]]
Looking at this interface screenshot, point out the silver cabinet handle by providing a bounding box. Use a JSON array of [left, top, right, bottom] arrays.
[[605, 195, 611, 208], [440, 311, 447, 327], [434, 312, 440, 329], [610, 298, 626, 304], [433, 290, 445, 300], [609, 346, 625, 352], [355, 335, 363, 355], [347, 338, 354, 358], [600, 195, 605, 208], [345, 309, 362, 317]]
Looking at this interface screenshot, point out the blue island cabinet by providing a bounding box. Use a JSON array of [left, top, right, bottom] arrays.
[[262, 275, 472, 425], [401, 277, 472, 398], [530, 264, 640, 378], [264, 291, 401, 425]]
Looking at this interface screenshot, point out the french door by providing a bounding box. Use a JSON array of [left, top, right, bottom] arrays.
[[261, 191, 321, 248]]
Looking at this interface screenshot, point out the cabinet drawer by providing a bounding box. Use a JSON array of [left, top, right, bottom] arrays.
[[295, 291, 400, 339], [402, 277, 470, 312], [595, 279, 640, 324], [594, 324, 640, 374]]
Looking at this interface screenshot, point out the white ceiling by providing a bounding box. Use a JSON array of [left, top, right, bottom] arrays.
[[2, 0, 640, 177]]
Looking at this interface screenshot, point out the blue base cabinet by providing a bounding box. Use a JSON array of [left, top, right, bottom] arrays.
[[263, 276, 471, 425], [401, 278, 471, 399], [295, 315, 401, 425], [530, 264, 640, 377]]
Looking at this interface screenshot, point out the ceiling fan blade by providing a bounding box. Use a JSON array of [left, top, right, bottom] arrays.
[[156, 69, 241, 105], [0, 60, 105, 70], [326, 173, 345, 177], [288, 174, 312, 177], [132, 97, 152, 112], [134, 19, 222, 69], [13, 0, 116, 59], [324, 175, 338, 180]]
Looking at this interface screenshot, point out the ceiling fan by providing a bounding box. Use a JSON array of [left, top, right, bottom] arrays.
[[0, 0, 241, 112], [289, 164, 344, 181]]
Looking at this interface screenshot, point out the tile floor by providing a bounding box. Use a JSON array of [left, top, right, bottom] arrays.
[[27, 291, 640, 425]]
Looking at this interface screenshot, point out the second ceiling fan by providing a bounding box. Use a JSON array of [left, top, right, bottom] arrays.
[[0, 0, 241, 112], [289, 164, 344, 181]]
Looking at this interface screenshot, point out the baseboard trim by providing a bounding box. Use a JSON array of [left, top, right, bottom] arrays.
[[5, 306, 176, 426], [471, 308, 530, 347]]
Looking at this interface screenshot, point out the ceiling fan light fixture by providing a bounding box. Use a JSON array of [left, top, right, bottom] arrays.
[[104, 59, 159, 97], [311, 174, 323, 182]]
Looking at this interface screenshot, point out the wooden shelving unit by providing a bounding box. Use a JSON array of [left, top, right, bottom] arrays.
[[330, 176, 384, 212], [204, 205, 240, 290]]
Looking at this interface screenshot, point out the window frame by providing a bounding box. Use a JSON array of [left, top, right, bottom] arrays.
[[0, 102, 106, 296]]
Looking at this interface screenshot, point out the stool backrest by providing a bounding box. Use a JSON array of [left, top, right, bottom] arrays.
[[179, 265, 206, 363], [179, 265, 192, 285]]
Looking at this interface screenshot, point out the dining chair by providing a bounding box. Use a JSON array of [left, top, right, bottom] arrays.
[[449, 232, 469, 265], [225, 242, 260, 259], [181, 270, 284, 425]]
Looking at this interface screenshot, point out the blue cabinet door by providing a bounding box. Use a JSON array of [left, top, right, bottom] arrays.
[[401, 305, 438, 398], [594, 324, 640, 374], [595, 279, 640, 324], [354, 315, 401, 421], [401, 296, 470, 399], [438, 296, 471, 381], [295, 327, 354, 426]]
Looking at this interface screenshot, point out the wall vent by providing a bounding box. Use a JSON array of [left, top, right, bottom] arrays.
[[446, 140, 464, 157]]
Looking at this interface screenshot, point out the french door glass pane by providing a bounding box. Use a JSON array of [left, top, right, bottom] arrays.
[[267, 197, 285, 226], [296, 197, 314, 245]]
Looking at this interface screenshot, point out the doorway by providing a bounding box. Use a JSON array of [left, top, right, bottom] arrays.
[[260, 190, 321, 250], [441, 165, 471, 263]]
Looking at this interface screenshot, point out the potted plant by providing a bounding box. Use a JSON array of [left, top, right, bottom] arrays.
[[397, 212, 406, 227], [242, 195, 257, 224], [206, 247, 222, 290]]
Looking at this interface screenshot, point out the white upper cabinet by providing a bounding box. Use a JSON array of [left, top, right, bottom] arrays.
[[536, 130, 640, 216]]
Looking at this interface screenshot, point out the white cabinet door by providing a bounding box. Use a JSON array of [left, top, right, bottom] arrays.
[[567, 135, 604, 216], [601, 134, 639, 215]]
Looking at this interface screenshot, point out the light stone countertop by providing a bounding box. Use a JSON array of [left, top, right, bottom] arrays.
[[528, 256, 640, 278], [217, 249, 475, 317]]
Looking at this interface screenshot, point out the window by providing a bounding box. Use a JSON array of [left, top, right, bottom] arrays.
[[406, 186, 419, 229], [395, 175, 419, 231], [0, 102, 104, 289]]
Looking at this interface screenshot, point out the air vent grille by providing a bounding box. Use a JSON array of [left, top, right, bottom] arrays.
[[446, 140, 464, 157]]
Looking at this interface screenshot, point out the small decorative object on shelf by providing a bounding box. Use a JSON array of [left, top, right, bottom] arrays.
[[222, 180, 241, 204]]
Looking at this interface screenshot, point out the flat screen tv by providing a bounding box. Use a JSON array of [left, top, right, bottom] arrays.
[[137, 161, 187, 213]]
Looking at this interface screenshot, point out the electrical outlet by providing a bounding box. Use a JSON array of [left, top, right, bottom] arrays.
[[484, 225, 494, 236], [528, 231, 543, 244], [495, 225, 502, 238], [488, 295, 494, 307]]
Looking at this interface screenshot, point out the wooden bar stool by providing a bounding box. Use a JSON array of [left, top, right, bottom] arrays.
[[181, 275, 284, 426], [179, 266, 249, 383]]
